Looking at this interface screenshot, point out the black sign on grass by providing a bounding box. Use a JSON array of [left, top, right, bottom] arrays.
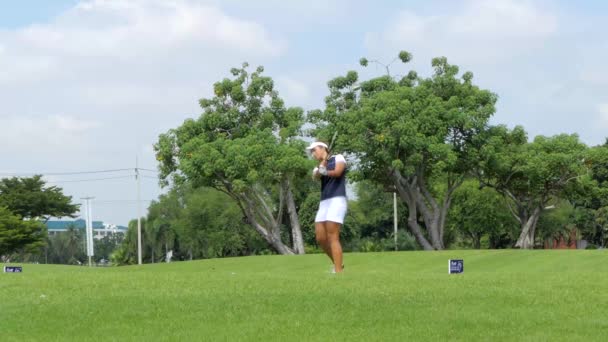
[[448, 259, 463, 274], [3, 266, 23, 273]]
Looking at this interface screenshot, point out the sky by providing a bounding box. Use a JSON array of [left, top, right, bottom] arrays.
[[2, 0, 608, 226]]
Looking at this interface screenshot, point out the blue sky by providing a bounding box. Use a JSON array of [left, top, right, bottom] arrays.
[[1, 0, 608, 225], [0, 1, 79, 28]]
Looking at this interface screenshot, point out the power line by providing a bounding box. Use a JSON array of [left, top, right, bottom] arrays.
[[0, 168, 132, 176], [46, 176, 135, 184], [0, 167, 157, 177], [44, 168, 134, 176], [92, 199, 155, 203]]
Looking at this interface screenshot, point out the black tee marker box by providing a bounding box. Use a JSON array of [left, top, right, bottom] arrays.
[[448, 259, 463, 274]]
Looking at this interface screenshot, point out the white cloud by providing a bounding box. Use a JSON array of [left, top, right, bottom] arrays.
[[598, 103, 608, 127], [0, 115, 100, 154], [450, 0, 557, 37], [0, 0, 286, 151], [276, 76, 312, 107], [55, 115, 100, 132], [55, 0, 283, 55], [365, 0, 558, 64], [141, 143, 156, 157], [0, 0, 285, 84]]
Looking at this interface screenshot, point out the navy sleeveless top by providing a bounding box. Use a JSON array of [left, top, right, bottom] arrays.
[[321, 154, 347, 201]]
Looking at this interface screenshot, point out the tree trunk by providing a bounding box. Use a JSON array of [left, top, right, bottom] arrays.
[[392, 169, 457, 250], [247, 218, 294, 255], [217, 179, 297, 255], [473, 233, 481, 249], [409, 218, 434, 250], [239, 192, 295, 255], [285, 179, 305, 254], [515, 206, 542, 249], [428, 218, 442, 249], [393, 173, 433, 250]]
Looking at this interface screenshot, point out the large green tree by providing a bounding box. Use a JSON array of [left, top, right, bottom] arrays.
[[173, 187, 263, 260], [155, 64, 311, 255], [0, 176, 78, 258], [478, 127, 587, 248], [565, 143, 608, 246], [0, 175, 79, 221], [145, 191, 179, 262], [0, 207, 46, 257], [310, 52, 497, 250], [448, 180, 519, 249]]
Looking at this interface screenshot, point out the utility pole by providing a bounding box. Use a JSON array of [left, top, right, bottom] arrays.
[[136, 157, 142, 265], [81, 196, 95, 266], [393, 190, 398, 251]]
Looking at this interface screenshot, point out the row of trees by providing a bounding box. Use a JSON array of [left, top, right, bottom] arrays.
[[117, 150, 607, 264], [112, 180, 422, 264], [112, 186, 269, 264], [143, 50, 608, 257]]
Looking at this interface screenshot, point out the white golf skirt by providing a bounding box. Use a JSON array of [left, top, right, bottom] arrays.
[[315, 196, 348, 224]]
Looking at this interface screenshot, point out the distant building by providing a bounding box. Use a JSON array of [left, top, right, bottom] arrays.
[[45, 219, 128, 240]]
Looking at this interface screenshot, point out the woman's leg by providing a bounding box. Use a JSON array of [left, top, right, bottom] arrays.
[[315, 222, 333, 263], [326, 221, 343, 272]]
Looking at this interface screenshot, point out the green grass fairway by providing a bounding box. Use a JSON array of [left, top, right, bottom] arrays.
[[2, 250, 608, 341]]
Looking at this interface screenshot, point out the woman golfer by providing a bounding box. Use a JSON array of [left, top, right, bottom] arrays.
[[307, 141, 347, 273]]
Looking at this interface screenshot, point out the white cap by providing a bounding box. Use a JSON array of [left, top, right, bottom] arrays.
[[306, 141, 328, 150]]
